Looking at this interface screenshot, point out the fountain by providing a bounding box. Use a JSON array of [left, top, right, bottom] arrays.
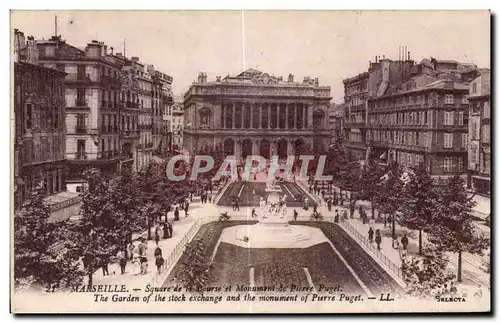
[[229, 184, 315, 248]]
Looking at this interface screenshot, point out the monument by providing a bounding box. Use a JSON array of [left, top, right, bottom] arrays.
[[230, 180, 313, 247]]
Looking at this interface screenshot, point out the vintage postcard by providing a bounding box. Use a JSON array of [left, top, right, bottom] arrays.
[[11, 10, 491, 314]]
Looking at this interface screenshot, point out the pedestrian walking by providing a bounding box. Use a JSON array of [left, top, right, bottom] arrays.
[[375, 229, 382, 250], [117, 250, 127, 275], [334, 209, 339, 223], [327, 199, 332, 212], [251, 207, 257, 218], [185, 203, 189, 217], [294, 209, 298, 221], [208, 196, 212, 203], [174, 207, 179, 221], [167, 222, 173, 238], [235, 199, 240, 211], [154, 228, 160, 246], [128, 242, 135, 261], [368, 227, 374, 243], [401, 234, 409, 250], [101, 255, 109, 276]]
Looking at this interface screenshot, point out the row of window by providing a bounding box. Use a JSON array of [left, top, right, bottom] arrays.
[[470, 122, 490, 143], [22, 137, 63, 164], [349, 132, 363, 143], [396, 152, 424, 168], [372, 93, 467, 110], [24, 104, 61, 131], [369, 130, 430, 148], [470, 150, 491, 175], [18, 168, 65, 207], [75, 88, 163, 109], [443, 157, 465, 173], [368, 110, 467, 127]]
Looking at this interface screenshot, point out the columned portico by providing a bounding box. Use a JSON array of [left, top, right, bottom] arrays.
[[183, 69, 332, 163]]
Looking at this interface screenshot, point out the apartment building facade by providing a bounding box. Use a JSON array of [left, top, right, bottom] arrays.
[[171, 102, 184, 150], [468, 70, 490, 196], [149, 67, 173, 156], [14, 30, 68, 208], [367, 78, 470, 176], [342, 54, 480, 163], [37, 37, 124, 182]]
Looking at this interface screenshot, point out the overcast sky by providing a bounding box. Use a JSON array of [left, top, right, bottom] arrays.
[[11, 10, 490, 103]]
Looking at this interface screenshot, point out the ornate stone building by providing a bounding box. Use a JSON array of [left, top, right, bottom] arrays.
[[183, 69, 331, 160], [14, 29, 67, 208]]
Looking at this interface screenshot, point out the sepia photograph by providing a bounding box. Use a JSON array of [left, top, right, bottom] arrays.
[[10, 9, 491, 314]]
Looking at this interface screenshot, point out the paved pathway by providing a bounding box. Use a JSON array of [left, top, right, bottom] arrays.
[[302, 181, 490, 291], [88, 174, 489, 297], [90, 202, 221, 288]]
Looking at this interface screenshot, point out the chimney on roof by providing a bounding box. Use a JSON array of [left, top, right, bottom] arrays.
[[91, 40, 98, 44], [131, 56, 139, 62], [375, 56, 378, 63], [408, 51, 411, 61], [116, 52, 122, 57], [110, 47, 114, 55]]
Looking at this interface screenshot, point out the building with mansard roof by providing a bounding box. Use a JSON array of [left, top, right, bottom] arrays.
[[182, 69, 331, 161]]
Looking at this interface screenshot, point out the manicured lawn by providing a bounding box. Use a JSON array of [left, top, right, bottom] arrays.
[[210, 242, 364, 294], [165, 221, 403, 296], [217, 182, 316, 207]]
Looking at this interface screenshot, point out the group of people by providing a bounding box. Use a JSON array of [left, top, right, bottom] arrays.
[[200, 192, 212, 204], [173, 199, 190, 220], [333, 208, 349, 223], [326, 191, 349, 210], [231, 197, 240, 211], [367, 227, 383, 250]]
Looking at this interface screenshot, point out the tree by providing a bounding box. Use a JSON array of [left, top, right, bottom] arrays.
[[77, 169, 120, 287], [399, 165, 440, 255], [174, 239, 213, 293], [427, 174, 490, 282], [359, 158, 385, 219], [374, 161, 405, 243], [109, 169, 147, 258], [339, 162, 360, 217], [401, 243, 455, 299], [14, 182, 83, 291]]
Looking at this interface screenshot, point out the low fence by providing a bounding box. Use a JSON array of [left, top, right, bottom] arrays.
[[152, 213, 404, 287], [340, 220, 403, 280], [294, 214, 403, 281], [150, 215, 248, 285]]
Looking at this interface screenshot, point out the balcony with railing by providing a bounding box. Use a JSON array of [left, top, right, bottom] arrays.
[[66, 73, 92, 84], [75, 126, 87, 134], [75, 152, 87, 160], [74, 99, 88, 108], [100, 75, 121, 87], [120, 129, 140, 138], [98, 150, 120, 160]]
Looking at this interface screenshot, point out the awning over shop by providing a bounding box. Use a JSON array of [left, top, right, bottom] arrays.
[[43, 191, 82, 211]]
